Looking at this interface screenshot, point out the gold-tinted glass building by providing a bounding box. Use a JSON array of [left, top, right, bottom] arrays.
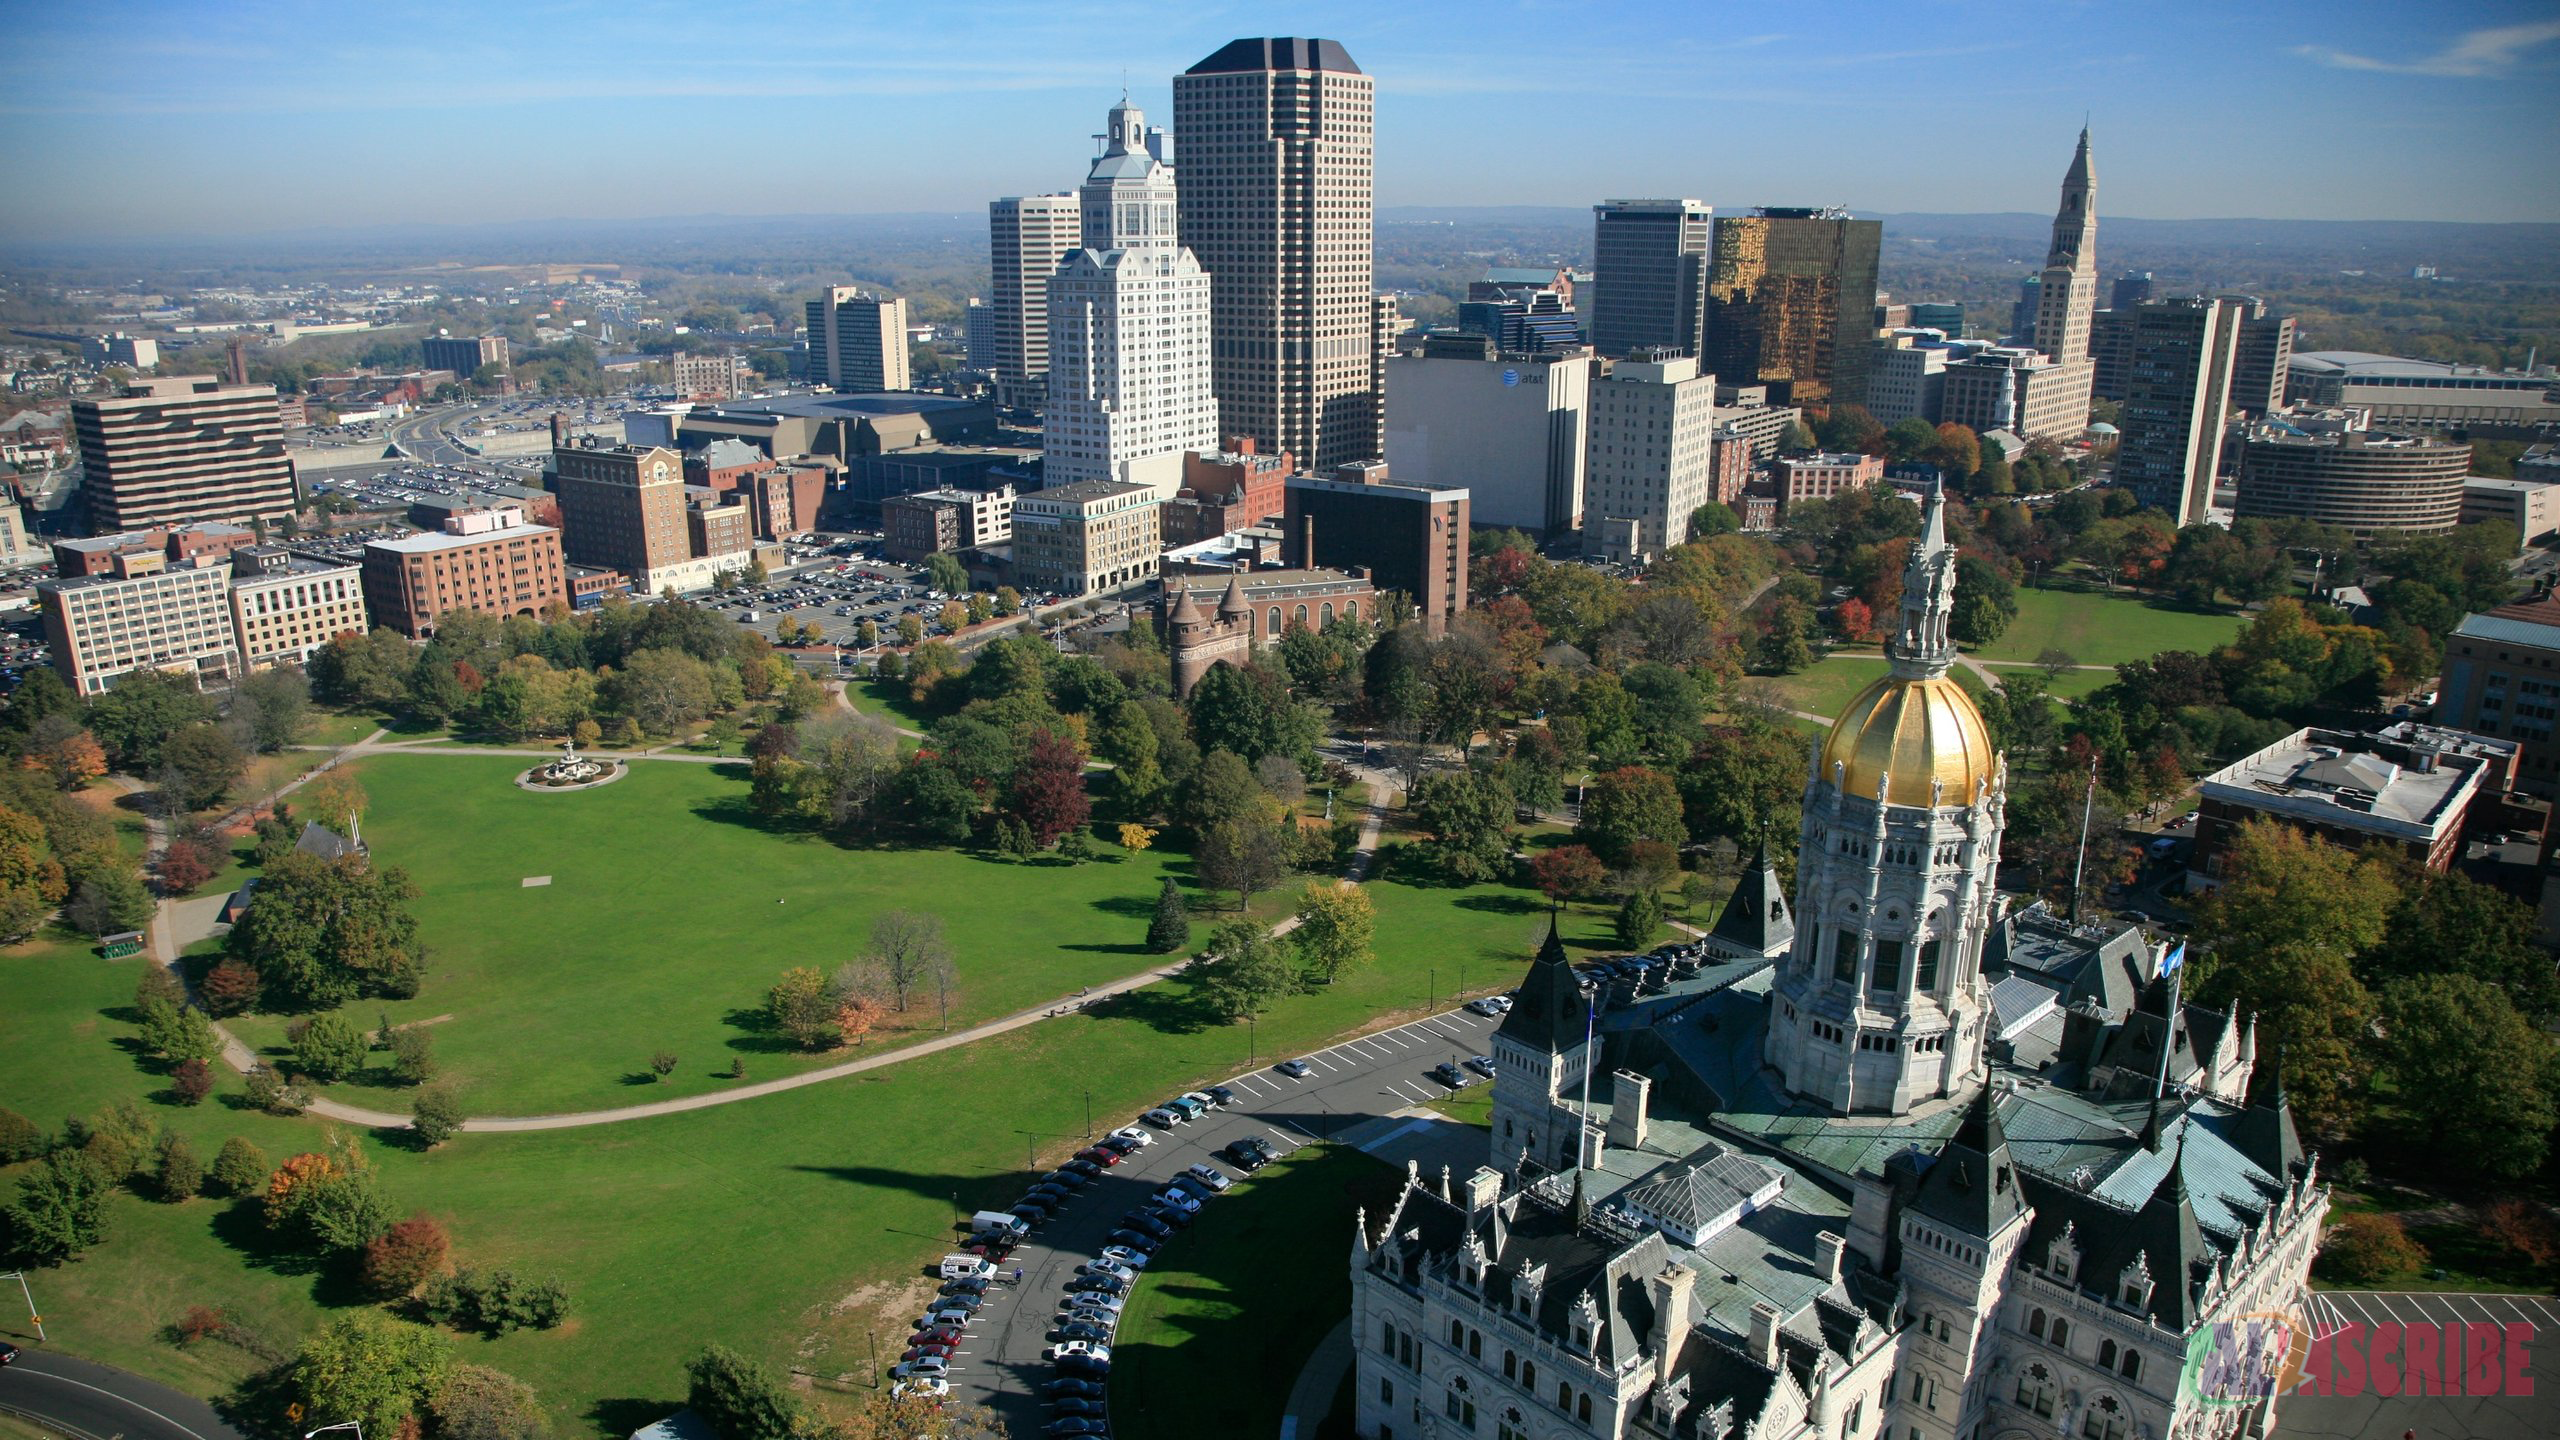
[[1704, 207, 1882, 411]]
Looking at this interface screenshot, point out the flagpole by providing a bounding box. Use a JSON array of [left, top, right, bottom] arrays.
[[2068, 754, 2098, 925], [2155, 941, 2183, 1101]]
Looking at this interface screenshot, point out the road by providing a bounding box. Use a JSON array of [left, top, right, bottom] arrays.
[[0, 1350, 247, 1440], [938, 1003, 1505, 1436]]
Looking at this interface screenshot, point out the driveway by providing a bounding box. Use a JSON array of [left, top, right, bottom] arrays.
[[934, 1003, 1506, 1436]]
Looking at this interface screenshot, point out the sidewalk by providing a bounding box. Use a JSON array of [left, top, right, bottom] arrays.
[[1277, 1317, 1352, 1440]]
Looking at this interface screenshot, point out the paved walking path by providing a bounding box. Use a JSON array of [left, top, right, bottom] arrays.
[[1277, 1317, 1353, 1440], [149, 724, 1397, 1135]]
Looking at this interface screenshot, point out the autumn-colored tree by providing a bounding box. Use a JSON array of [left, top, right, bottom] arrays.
[[1835, 596, 1875, 643], [1529, 844, 1607, 903], [1117, 822, 1156, 852], [42, 730, 108, 788], [201, 959, 261, 1016], [265, 1150, 344, 1228], [170, 1058, 215, 1106], [1005, 729, 1091, 849], [299, 769, 371, 836], [361, 1214, 452, 1297], [159, 840, 216, 895]]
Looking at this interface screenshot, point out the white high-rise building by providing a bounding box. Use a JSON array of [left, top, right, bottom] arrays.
[[987, 194, 1080, 410], [2026, 128, 2098, 434], [1581, 353, 1715, 565], [805, 286, 910, 393], [1174, 38, 1379, 471], [1043, 98, 1220, 499]]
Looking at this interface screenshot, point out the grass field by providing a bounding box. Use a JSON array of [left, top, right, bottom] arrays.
[[1108, 1144, 1403, 1440], [223, 755, 1229, 1115], [1970, 587, 2245, 668], [1738, 653, 1890, 720], [1, 778, 1636, 1434]]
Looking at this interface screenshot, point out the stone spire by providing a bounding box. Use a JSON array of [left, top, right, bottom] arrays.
[[1888, 481, 1959, 681], [2032, 127, 2099, 368]]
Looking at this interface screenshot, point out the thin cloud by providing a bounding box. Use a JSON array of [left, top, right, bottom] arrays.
[[2295, 19, 2560, 77]]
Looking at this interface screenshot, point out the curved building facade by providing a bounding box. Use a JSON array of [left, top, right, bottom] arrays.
[[2234, 423, 2470, 537], [1763, 484, 2005, 1114]]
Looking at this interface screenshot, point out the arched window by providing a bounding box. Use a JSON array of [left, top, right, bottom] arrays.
[[2098, 1338, 2116, 1368], [1269, 606, 1282, 635], [1577, 1394, 1592, 1424], [1294, 603, 1309, 627], [2028, 1308, 2046, 1341], [2121, 1350, 2142, 1382], [2051, 1317, 2070, 1349], [1450, 1319, 1465, 1347], [2016, 1363, 2056, 1419], [1381, 1319, 1396, 1353], [1521, 1359, 1536, 1390], [1556, 1381, 1572, 1411], [1321, 602, 1336, 625], [1502, 1350, 1515, 1379], [2081, 1394, 2126, 1440], [1497, 1408, 1528, 1440], [1468, 1328, 1481, 1360], [1344, 600, 1358, 622]]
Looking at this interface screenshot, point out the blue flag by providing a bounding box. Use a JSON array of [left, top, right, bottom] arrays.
[[2160, 941, 2186, 977]]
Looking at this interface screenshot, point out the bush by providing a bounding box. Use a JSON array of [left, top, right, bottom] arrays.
[[361, 1214, 451, 1297], [387, 1026, 436, 1084], [649, 1051, 678, 1081], [201, 959, 261, 1017], [172, 1305, 229, 1345], [2478, 1199, 2560, 1268], [429, 1365, 548, 1440], [421, 1268, 571, 1334], [412, 1085, 464, 1146], [210, 1137, 270, 1196], [1615, 889, 1663, 950], [7, 1150, 110, 1262], [160, 840, 217, 896], [2316, 1211, 2427, 1284], [686, 1344, 803, 1440], [289, 1013, 367, 1082], [154, 1132, 204, 1200], [244, 1065, 308, 1116], [0, 1107, 42, 1163], [170, 1057, 216, 1106]]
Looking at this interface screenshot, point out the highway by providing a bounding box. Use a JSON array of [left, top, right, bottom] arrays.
[[938, 1003, 1505, 1436], [0, 1349, 247, 1440]]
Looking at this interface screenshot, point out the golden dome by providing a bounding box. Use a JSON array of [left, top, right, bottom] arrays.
[[1817, 672, 1998, 808]]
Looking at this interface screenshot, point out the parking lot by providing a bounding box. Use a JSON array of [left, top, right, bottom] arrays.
[[902, 1003, 1508, 1435], [2277, 1289, 2560, 1439]]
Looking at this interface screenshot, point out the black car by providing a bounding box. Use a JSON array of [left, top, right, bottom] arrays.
[[1067, 1274, 1127, 1296], [1051, 1397, 1108, 1417], [1143, 1203, 1193, 1230], [1118, 1210, 1172, 1238], [1043, 1169, 1092, 1189], [1045, 1378, 1107, 1398], [1105, 1228, 1162, 1253], [1026, 1185, 1073, 1204], [1205, 1084, 1240, 1108], [1055, 1353, 1112, 1376], [1097, 1134, 1139, 1155], [1062, 1159, 1104, 1178], [940, 1277, 990, 1297], [1052, 1320, 1112, 1344]]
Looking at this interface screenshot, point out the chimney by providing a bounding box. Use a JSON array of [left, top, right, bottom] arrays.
[[1464, 1166, 1504, 1216], [1748, 1301, 1780, 1369], [1298, 512, 1316, 568], [1577, 1124, 1608, 1171], [1815, 1232, 1846, 1286], [1607, 1069, 1651, 1151], [550, 412, 567, 448], [1649, 1263, 1697, 1377]]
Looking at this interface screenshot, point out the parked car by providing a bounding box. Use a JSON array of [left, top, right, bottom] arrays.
[[1067, 1273, 1127, 1296], [1205, 1084, 1241, 1108], [1105, 1227, 1161, 1254], [1042, 1169, 1092, 1189], [1433, 1062, 1478, 1089], [902, 1341, 955, 1362], [1141, 1203, 1193, 1230], [1164, 1097, 1205, 1121], [1181, 1090, 1220, 1111], [1045, 1418, 1111, 1437], [891, 1378, 949, 1400], [1141, 1106, 1184, 1129], [1052, 1318, 1113, 1344], [1076, 1146, 1124, 1167], [1152, 1187, 1204, 1214], [1108, 1126, 1154, 1148], [1465, 1055, 1497, 1078], [889, 1358, 949, 1381], [1044, 1378, 1108, 1398], [1276, 1059, 1313, 1078], [1060, 1289, 1127, 1315], [1062, 1158, 1104, 1178], [1045, 1340, 1112, 1363], [1100, 1244, 1152, 1269], [1465, 996, 1505, 1017], [1117, 1211, 1171, 1239], [1078, 1258, 1134, 1281]]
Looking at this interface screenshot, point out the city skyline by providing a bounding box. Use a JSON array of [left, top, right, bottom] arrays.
[[3, 1, 2556, 244]]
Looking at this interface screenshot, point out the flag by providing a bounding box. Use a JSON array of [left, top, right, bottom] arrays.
[[2160, 941, 2186, 977]]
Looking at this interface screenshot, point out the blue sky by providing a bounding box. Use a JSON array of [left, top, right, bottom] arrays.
[[3, 0, 2555, 242]]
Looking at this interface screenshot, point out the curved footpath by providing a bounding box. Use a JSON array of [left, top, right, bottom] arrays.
[[142, 723, 1397, 1134], [0, 1349, 248, 1440]]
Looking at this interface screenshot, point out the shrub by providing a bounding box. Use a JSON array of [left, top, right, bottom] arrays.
[[429, 1365, 548, 1440], [2316, 1211, 2426, 1284], [2479, 1199, 2560, 1268], [388, 1026, 436, 1084], [361, 1214, 451, 1297], [289, 1013, 367, 1082], [244, 1065, 308, 1116], [170, 1057, 216, 1106], [0, 1107, 42, 1163], [421, 1268, 571, 1334], [154, 1132, 205, 1200], [649, 1051, 678, 1081], [201, 959, 261, 1016], [173, 1305, 229, 1345], [210, 1137, 270, 1196], [1615, 889, 1663, 950], [686, 1344, 802, 1440], [412, 1086, 464, 1147]]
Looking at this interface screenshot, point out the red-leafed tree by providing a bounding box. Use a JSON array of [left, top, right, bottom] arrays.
[[1529, 844, 1607, 903], [360, 1213, 451, 1297], [1005, 729, 1091, 849], [1836, 597, 1875, 643], [201, 959, 261, 1016], [160, 840, 217, 896]]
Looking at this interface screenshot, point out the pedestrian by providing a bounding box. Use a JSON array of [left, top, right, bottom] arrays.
[[1013, 1266, 1024, 1285]]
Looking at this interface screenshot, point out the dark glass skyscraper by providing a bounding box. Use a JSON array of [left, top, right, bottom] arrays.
[[1588, 198, 1710, 359], [1703, 207, 1883, 410]]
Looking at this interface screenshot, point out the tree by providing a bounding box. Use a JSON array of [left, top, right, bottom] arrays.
[[1679, 716, 1805, 850], [234, 668, 312, 753], [201, 959, 260, 1017], [158, 722, 247, 812], [687, 1343, 804, 1440], [154, 1132, 204, 1200], [1197, 816, 1291, 910], [291, 1311, 453, 1440], [1410, 769, 1514, 882], [2377, 974, 2559, 1180], [1197, 920, 1301, 1022], [1686, 501, 1741, 538], [265, 1133, 392, 1254], [139, 996, 222, 1065], [1006, 729, 1091, 848], [649, 1051, 679, 1082], [389, 1026, 437, 1085], [36, 729, 107, 789], [706, 715, 744, 755], [606, 647, 718, 736], [84, 670, 217, 770], [170, 1057, 215, 1105], [2315, 1212, 2425, 1285], [227, 852, 425, 1009], [1616, 889, 1663, 950], [897, 614, 925, 647], [1576, 766, 1684, 867], [0, 1108, 39, 1164], [301, 769, 372, 839], [1293, 881, 1376, 982], [1146, 876, 1191, 954], [1950, 554, 2018, 646], [767, 966, 842, 1050], [210, 1137, 269, 1196], [1188, 661, 1319, 771], [412, 1085, 466, 1146], [8, 1150, 111, 1262], [1529, 844, 1607, 903], [926, 553, 970, 594], [1119, 822, 1157, 852], [64, 862, 153, 937], [2363, 870, 2559, 1021], [430, 1366, 548, 1440], [292, 1013, 368, 1082], [158, 839, 216, 895], [1177, 748, 1264, 834], [866, 910, 955, 1014]]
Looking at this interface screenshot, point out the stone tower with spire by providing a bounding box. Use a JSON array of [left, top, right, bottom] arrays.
[[1763, 483, 2006, 1114], [1163, 572, 1254, 698], [1489, 914, 1598, 1174], [2028, 128, 2098, 433]]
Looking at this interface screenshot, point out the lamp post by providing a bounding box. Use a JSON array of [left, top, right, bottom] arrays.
[[1084, 1089, 1093, 1140], [306, 1423, 364, 1440], [0, 1271, 42, 1341], [1247, 1011, 1257, 1065]]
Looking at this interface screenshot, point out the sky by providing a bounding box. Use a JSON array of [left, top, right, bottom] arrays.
[[3, 0, 2557, 244]]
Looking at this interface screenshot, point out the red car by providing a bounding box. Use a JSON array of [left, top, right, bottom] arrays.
[[912, 1325, 962, 1347], [964, 1237, 1016, 1260], [1075, 1146, 1123, 1167], [903, 1341, 956, 1363]]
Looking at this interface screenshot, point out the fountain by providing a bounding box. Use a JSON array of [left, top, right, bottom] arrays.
[[522, 736, 621, 791]]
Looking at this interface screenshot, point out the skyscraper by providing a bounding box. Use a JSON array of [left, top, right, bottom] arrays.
[[1043, 98, 1220, 498], [804, 286, 911, 393], [2116, 295, 2248, 524], [1588, 199, 1710, 359], [1703, 206, 1884, 410], [1173, 37, 1379, 470], [2109, 270, 2155, 312], [73, 376, 299, 531], [986, 194, 1081, 410], [2026, 129, 2098, 433]]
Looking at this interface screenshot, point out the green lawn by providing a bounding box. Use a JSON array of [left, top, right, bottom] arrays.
[[1970, 587, 2245, 668], [224, 755, 1224, 1115], [847, 680, 935, 733], [2, 835, 1590, 1435], [1739, 653, 1890, 720], [301, 711, 383, 748], [1108, 1144, 1404, 1440]]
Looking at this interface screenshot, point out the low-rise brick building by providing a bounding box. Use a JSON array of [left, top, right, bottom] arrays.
[[362, 506, 569, 639]]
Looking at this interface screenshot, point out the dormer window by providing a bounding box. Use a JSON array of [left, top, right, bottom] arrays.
[[2047, 1223, 2080, 1285], [2120, 1252, 2155, 1310], [1571, 1291, 1600, 1353]]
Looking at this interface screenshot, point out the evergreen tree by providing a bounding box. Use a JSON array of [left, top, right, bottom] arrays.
[[1616, 889, 1663, 950], [1146, 876, 1191, 954]]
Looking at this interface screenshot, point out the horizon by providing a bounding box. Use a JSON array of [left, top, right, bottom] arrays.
[[3, 1, 2557, 244]]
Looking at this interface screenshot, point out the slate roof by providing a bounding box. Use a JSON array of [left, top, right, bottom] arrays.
[[1186, 36, 1363, 75], [1496, 912, 1591, 1054], [1909, 1088, 2027, 1236], [1708, 843, 1793, 956], [293, 820, 362, 862], [1618, 1144, 1783, 1240]]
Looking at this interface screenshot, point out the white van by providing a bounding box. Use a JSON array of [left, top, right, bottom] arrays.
[[940, 1254, 995, 1281], [972, 1210, 1030, 1237]]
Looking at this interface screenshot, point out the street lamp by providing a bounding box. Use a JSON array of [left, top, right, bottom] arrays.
[[1247, 1011, 1257, 1065], [1084, 1089, 1094, 1140], [0, 1271, 42, 1341], [306, 1424, 364, 1440]]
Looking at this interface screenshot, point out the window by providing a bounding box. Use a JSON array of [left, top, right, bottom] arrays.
[[2050, 1317, 2070, 1349], [1832, 928, 1860, 985], [2082, 1396, 2125, 1440], [1915, 936, 1942, 991], [2121, 1350, 2142, 1382], [2028, 1308, 2046, 1341], [1381, 1377, 1394, 1404], [2017, 1364, 2055, 1419], [1381, 1320, 1396, 1353], [2098, 1339, 2116, 1369]]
